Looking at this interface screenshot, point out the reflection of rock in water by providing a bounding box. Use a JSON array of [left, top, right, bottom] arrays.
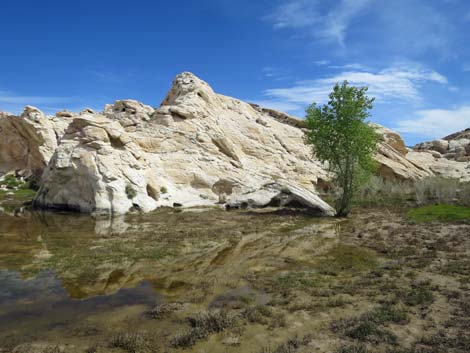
[[0, 270, 161, 334], [94, 215, 130, 236], [0, 209, 341, 304], [0, 208, 131, 237]]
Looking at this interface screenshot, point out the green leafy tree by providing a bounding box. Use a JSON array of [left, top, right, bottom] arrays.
[[305, 81, 379, 217]]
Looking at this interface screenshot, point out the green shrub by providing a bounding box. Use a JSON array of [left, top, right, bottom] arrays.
[[125, 184, 137, 199], [1, 174, 22, 189]]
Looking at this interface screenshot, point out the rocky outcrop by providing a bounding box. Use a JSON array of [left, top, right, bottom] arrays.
[[413, 128, 470, 163], [409, 128, 470, 181], [33, 113, 160, 214], [226, 182, 335, 215], [33, 73, 333, 215], [0, 106, 69, 180], [249, 104, 308, 129], [371, 124, 433, 180]]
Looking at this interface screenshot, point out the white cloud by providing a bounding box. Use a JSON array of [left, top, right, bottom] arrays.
[[0, 92, 71, 105], [394, 106, 470, 138], [314, 60, 331, 66], [261, 67, 291, 80], [328, 63, 370, 71], [260, 64, 448, 110], [266, 0, 374, 45], [0, 90, 78, 115]]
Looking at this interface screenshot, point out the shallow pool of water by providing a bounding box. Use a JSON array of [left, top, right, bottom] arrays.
[[0, 205, 340, 351]]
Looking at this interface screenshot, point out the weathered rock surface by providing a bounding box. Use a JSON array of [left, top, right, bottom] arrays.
[[407, 151, 470, 182], [410, 128, 470, 181], [33, 113, 159, 214], [413, 128, 470, 162], [34, 73, 333, 215], [0, 106, 69, 180], [2, 72, 468, 214], [371, 124, 433, 180], [226, 182, 335, 216]]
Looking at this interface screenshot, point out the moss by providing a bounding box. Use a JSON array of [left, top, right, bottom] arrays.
[[125, 184, 137, 199], [408, 204, 470, 223], [316, 244, 378, 275]]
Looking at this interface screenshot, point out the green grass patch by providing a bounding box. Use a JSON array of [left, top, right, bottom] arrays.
[[316, 244, 378, 275], [275, 271, 322, 289], [408, 204, 470, 223], [0, 188, 36, 200]]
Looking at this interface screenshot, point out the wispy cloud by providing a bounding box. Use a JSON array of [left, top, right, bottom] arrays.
[[0, 92, 72, 105], [328, 63, 371, 71], [314, 60, 331, 66], [376, 0, 455, 55], [259, 64, 448, 112], [394, 106, 470, 138], [266, 0, 456, 54], [90, 68, 137, 84], [0, 90, 77, 115], [266, 0, 375, 46], [261, 67, 292, 81]]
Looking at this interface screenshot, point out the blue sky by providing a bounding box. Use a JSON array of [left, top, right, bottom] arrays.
[[1, 0, 469, 145]]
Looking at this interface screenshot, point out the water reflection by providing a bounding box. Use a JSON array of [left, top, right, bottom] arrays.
[[0, 269, 160, 336], [0, 206, 341, 347]]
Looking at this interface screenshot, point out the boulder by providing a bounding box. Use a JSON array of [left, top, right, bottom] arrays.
[[104, 99, 154, 129], [413, 128, 470, 163], [226, 182, 335, 216], [0, 106, 69, 180], [33, 114, 159, 214], [372, 124, 409, 156], [413, 139, 449, 154]]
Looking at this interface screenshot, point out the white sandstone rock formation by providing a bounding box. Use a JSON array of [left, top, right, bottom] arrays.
[[0, 106, 69, 179], [33, 113, 160, 213], [226, 182, 335, 216], [371, 124, 433, 180], [413, 128, 470, 162], [409, 128, 470, 181], [34, 72, 334, 215], [1, 72, 466, 215]]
